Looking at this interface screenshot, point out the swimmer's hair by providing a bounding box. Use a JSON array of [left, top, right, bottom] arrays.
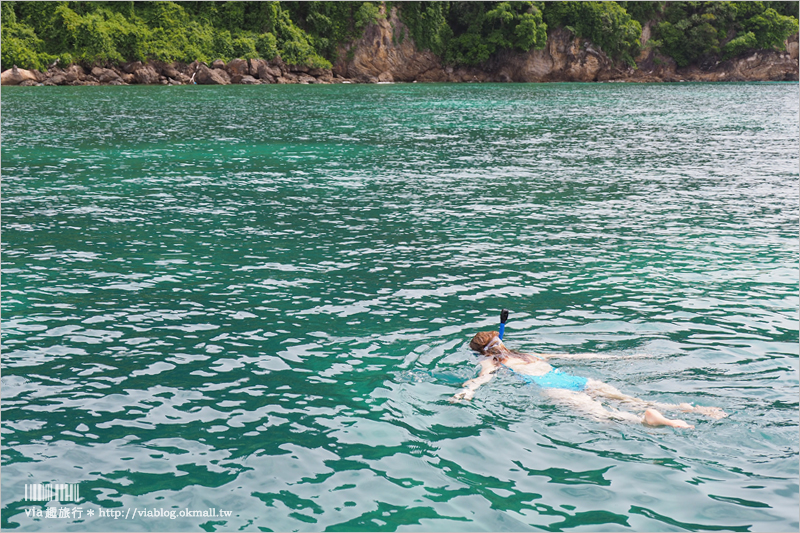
[[470, 331, 500, 354], [470, 330, 536, 362]]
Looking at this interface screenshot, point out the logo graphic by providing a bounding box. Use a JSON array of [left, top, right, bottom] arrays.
[[24, 483, 80, 502]]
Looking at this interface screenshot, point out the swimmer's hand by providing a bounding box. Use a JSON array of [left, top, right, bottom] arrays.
[[450, 389, 475, 402], [450, 360, 498, 403]]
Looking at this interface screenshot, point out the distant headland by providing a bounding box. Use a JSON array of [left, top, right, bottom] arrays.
[[2, 1, 797, 86]]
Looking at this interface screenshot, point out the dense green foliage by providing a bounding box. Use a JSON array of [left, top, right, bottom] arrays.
[[651, 1, 799, 66], [1, 1, 798, 72], [444, 2, 548, 65], [619, 1, 665, 26], [396, 1, 547, 65], [392, 1, 452, 57], [1, 1, 337, 70], [396, 1, 796, 68], [280, 2, 383, 62], [543, 1, 642, 65]]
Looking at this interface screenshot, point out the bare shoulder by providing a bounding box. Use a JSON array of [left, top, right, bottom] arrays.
[[478, 357, 500, 374], [503, 357, 551, 376]]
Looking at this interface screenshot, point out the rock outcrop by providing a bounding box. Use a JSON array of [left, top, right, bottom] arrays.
[[91, 67, 120, 83], [195, 64, 231, 85], [3, 56, 339, 87], [250, 59, 280, 82], [1, 66, 40, 85], [484, 29, 616, 82], [333, 7, 441, 83], [133, 64, 159, 85], [331, 9, 614, 83], [225, 59, 249, 83], [332, 7, 798, 83]]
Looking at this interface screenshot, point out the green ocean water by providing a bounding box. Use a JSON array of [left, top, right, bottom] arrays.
[[1, 82, 798, 532]]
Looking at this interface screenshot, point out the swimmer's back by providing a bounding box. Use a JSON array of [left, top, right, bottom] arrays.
[[520, 369, 588, 392], [501, 358, 588, 392]]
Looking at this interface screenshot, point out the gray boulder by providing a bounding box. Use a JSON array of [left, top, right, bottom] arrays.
[[195, 64, 231, 85], [121, 61, 143, 74], [226, 59, 249, 78], [91, 67, 120, 83], [63, 65, 86, 83], [43, 75, 67, 86], [133, 65, 159, 85], [1, 66, 39, 85], [251, 59, 282, 79]]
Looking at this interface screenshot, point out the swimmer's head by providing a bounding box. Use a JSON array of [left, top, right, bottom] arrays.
[[470, 331, 507, 357]]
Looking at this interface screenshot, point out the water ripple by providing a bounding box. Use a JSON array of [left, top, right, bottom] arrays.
[[2, 83, 798, 531]]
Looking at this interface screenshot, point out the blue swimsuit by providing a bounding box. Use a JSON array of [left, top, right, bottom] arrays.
[[516, 368, 588, 392]]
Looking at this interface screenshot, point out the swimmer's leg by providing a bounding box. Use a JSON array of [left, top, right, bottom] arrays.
[[585, 379, 727, 419], [543, 389, 641, 424], [544, 389, 693, 428], [585, 379, 656, 406], [642, 408, 694, 429]]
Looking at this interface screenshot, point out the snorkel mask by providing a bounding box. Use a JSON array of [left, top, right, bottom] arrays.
[[469, 310, 510, 356]]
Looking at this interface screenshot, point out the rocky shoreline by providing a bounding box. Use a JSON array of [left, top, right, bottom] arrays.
[[0, 57, 348, 87], [2, 9, 798, 87]]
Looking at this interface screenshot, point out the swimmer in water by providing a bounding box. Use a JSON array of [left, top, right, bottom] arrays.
[[451, 330, 727, 428]]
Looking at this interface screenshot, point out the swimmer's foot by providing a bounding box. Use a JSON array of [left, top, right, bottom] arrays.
[[679, 403, 728, 419], [643, 408, 694, 429], [693, 406, 727, 419]]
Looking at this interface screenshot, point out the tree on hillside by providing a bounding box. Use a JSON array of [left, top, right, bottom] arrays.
[[652, 1, 798, 66]]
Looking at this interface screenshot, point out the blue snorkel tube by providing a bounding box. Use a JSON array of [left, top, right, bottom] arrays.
[[499, 309, 509, 340]]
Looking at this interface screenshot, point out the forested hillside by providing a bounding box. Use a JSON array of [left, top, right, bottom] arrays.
[[2, 1, 798, 72]]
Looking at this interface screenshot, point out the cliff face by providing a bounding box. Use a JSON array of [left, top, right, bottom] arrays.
[[334, 7, 799, 83], [332, 8, 441, 82], [331, 8, 617, 83], [631, 33, 798, 82], [486, 28, 616, 82]]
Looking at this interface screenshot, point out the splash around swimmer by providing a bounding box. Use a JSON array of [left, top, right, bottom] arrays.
[[451, 312, 727, 428]]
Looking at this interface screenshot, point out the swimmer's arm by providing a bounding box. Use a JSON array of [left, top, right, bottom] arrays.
[[451, 359, 498, 402], [533, 352, 647, 361]]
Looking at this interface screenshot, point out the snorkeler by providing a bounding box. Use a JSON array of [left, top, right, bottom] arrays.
[[452, 329, 727, 429]]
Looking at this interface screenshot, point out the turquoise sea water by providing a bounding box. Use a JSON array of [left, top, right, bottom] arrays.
[[1, 82, 798, 532]]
